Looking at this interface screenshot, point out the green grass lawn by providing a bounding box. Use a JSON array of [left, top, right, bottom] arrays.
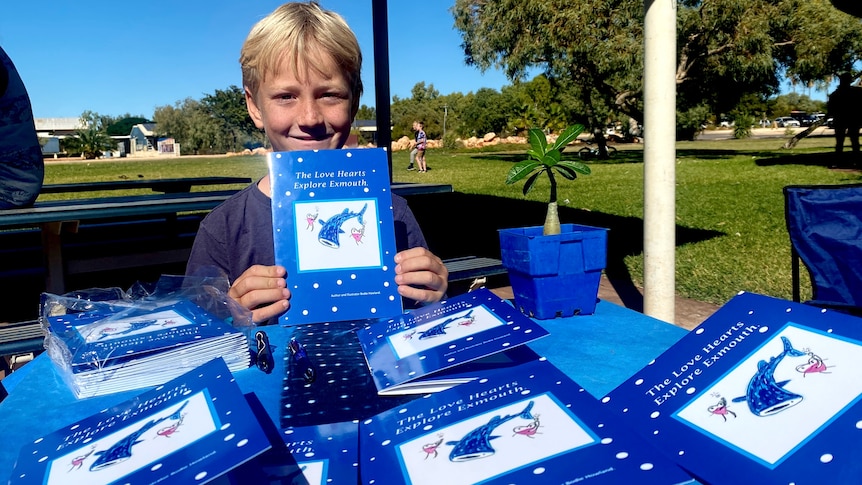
[[42, 135, 862, 306]]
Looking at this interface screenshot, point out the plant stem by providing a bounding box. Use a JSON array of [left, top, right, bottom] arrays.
[[543, 202, 561, 235]]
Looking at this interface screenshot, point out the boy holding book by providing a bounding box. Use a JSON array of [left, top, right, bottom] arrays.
[[186, 1, 448, 323]]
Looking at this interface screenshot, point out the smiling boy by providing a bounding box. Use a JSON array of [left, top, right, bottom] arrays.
[[186, 2, 448, 323]]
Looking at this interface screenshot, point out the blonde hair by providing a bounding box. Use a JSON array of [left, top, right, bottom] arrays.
[[240, 2, 363, 116]]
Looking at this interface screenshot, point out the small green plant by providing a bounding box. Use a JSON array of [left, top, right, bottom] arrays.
[[505, 125, 591, 236]]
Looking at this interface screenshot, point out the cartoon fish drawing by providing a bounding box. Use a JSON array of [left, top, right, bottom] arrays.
[[155, 412, 186, 438], [795, 350, 832, 377], [68, 445, 96, 472], [707, 397, 737, 421], [512, 414, 542, 438], [418, 310, 475, 340], [89, 401, 189, 471], [732, 336, 807, 417], [317, 203, 367, 248], [445, 401, 534, 461], [422, 433, 445, 459]]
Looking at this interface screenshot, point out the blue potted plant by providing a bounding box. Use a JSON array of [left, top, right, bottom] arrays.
[[499, 125, 608, 319]]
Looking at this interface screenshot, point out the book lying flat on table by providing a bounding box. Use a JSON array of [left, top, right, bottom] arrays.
[[269, 148, 402, 326], [604, 291, 862, 484], [356, 288, 549, 395], [9, 358, 270, 485], [360, 358, 696, 485], [244, 421, 359, 485], [43, 299, 250, 398]]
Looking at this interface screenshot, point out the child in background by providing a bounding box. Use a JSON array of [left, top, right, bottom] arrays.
[[186, 1, 448, 324], [414, 120, 428, 172]]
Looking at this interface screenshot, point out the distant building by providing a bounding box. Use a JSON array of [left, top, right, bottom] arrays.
[[34, 117, 87, 137], [352, 119, 381, 146], [34, 118, 86, 157], [130, 123, 157, 153]]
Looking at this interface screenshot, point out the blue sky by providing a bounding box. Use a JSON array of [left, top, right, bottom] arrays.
[[0, 1, 522, 119]]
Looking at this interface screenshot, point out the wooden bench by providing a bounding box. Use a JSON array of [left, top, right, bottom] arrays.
[[0, 320, 44, 376], [443, 256, 509, 295], [0, 321, 42, 356], [390, 182, 453, 197], [0, 190, 240, 294], [444, 256, 507, 282], [42, 179, 451, 197], [41, 176, 252, 194]]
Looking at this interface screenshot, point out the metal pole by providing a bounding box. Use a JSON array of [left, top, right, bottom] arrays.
[[443, 105, 448, 140], [371, 0, 393, 178], [642, 0, 677, 323]]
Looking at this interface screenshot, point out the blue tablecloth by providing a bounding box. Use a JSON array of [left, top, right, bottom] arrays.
[[0, 299, 687, 479]]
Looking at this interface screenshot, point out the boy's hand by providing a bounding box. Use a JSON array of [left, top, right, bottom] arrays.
[[228, 265, 290, 323], [394, 248, 449, 304]]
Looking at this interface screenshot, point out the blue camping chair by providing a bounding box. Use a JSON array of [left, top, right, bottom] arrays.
[[784, 184, 862, 315]]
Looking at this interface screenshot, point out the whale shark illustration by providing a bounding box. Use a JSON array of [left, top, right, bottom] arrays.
[[89, 400, 189, 471], [418, 310, 475, 340], [95, 319, 159, 340], [445, 401, 535, 461], [732, 336, 807, 417], [317, 203, 367, 249]]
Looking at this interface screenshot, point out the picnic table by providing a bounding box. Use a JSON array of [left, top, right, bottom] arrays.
[[40, 176, 253, 194], [0, 178, 455, 296], [0, 177, 253, 295]]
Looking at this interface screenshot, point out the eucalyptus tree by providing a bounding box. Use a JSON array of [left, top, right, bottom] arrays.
[[201, 86, 263, 152], [452, 0, 862, 139]]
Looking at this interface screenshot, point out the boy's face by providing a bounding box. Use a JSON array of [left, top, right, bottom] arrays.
[[246, 53, 353, 152]]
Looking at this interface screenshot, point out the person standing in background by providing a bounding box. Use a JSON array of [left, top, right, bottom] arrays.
[[0, 45, 43, 209], [407, 121, 419, 171], [414, 120, 427, 172], [827, 72, 862, 164]]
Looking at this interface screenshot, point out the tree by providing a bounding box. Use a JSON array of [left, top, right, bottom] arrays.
[[356, 104, 376, 121], [460, 87, 517, 137], [80, 110, 117, 131], [201, 86, 262, 152], [154, 98, 224, 155], [106, 116, 149, 137], [63, 126, 116, 159], [452, 0, 862, 139]]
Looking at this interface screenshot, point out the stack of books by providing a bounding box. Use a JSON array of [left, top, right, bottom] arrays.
[[43, 299, 250, 398]]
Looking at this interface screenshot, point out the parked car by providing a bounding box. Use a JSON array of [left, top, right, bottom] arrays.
[[774, 117, 801, 127]]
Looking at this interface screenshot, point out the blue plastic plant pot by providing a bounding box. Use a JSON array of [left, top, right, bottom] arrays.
[[499, 224, 608, 318]]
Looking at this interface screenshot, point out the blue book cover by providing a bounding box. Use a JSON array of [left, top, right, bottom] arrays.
[[250, 421, 359, 484], [9, 358, 271, 484], [604, 291, 862, 484], [44, 299, 243, 371], [268, 148, 403, 326], [357, 288, 550, 395], [360, 358, 695, 484]]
